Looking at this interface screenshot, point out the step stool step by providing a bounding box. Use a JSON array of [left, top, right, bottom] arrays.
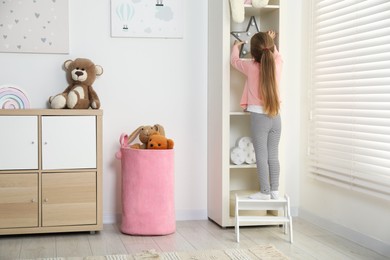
[[238, 216, 290, 223], [235, 194, 293, 243]]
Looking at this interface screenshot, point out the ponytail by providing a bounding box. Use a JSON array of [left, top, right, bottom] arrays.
[[260, 49, 280, 117], [250, 32, 280, 117]]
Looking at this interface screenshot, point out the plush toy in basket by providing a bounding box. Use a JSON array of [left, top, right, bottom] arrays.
[[127, 124, 165, 149], [115, 124, 174, 159], [49, 58, 103, 109], [147, 133, 174, 150]]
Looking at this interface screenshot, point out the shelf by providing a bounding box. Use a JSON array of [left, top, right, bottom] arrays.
[[244, 4, 279, 16], [244, 4, 279, 9], [0, 109, 103, 116], [230, 112, 250, 116], [230, 164, 256, 169]]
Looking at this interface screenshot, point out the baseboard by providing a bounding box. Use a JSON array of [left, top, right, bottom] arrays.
[[175, 209, 208, 220], [299, 209, 390, 257], [103, 209, 208, 225], [103, 213, 120, 224], [105, 208, 296, 223]]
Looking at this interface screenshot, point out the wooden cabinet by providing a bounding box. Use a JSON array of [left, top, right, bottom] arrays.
[[0, 174, 38, 229], [207, 0, 284, 227], [42, 172, 96, 227], [0, 116, 38, 170], [0, 109, 102, 235], [41, 116, 97, 170]]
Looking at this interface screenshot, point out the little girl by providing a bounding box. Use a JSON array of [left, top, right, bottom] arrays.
[[231, 31, 283, 200]]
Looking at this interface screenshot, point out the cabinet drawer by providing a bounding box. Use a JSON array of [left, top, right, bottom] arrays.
[[42, 172, 96, 226], [0, 116, 38, 170], [41, 116, 97, 170], [0, 174, 38, 228]]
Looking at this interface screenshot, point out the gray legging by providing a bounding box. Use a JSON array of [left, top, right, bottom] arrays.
[[250, 112, 281, 194]]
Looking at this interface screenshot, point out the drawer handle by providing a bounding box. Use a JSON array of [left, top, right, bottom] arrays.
[[31, 199, 36, 203], [44, 198, 49, 202]]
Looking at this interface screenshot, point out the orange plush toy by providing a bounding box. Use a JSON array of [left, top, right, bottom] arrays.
[[147, 133, 174, 150]]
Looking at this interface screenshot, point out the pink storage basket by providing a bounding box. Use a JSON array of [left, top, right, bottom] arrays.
[[118, 146, 175, 235]]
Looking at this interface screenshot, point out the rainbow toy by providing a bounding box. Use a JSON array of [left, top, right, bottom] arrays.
[[0, 85, 30, 109]]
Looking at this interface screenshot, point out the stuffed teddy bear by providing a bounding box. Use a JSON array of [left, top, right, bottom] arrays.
[[230, 0, 269, 23], [49, 58, 103, 109], [127, 124, 165, 149], [147, 133, 174, 149]]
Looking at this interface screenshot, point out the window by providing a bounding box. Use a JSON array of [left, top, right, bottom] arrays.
[[308, 0, 390, 200]]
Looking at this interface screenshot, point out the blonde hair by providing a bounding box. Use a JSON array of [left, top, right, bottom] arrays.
[[250, 32, 280, 117]]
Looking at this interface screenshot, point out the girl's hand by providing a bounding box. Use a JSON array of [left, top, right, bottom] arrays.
[[267, 30, 276, 39], [233, 40, 245, 46]]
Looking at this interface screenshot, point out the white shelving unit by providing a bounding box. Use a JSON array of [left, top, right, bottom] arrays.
[[208, 0, 284, 227]]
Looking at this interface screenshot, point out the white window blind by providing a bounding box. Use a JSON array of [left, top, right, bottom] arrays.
[[308, 0, 390, 200]]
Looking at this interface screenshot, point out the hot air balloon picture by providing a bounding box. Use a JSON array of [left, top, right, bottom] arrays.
[[111, 0, 182, 38], [114, 1, 134, 32]]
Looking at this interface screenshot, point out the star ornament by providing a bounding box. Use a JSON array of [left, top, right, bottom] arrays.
[[231, 16, 260, 58]]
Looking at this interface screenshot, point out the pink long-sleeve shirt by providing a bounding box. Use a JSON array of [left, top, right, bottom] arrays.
[[230, 44, 283, 111]]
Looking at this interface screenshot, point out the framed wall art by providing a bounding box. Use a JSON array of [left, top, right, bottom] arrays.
[[0, 0, 69, 54], [111, 0, 183, 38]]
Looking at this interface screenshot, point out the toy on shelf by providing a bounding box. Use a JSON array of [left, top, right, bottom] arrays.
[[49, 58, 103, 109], [229, 0, 269, 23], [231, 16, 260, 58], [0, 85, 30, 109]]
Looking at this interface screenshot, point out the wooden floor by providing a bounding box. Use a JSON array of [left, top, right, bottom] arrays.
[[0, 218, 387, 260]]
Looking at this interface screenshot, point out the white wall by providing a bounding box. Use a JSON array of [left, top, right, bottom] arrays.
[[0, 0, 208, 221], [299, 1, 390, 256], [279, 0, 302, 215]]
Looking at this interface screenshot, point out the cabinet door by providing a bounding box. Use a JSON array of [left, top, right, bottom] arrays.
[[0, 116, 38, 170], [42, 172, 96, 226], [0, 173, 38, 228], [41, 116, 96, 170]]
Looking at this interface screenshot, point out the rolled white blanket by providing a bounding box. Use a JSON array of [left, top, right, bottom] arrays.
[[236, 136, 252, 149], [229, 0, 245, 23], [230, 147, 245, 165], [235, 137, 256, 164], [252, 0, 270, 8], [245, 142, 256, 164]]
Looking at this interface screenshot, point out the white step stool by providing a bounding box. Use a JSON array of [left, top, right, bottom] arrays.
[[235, 194, 293, 243]]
